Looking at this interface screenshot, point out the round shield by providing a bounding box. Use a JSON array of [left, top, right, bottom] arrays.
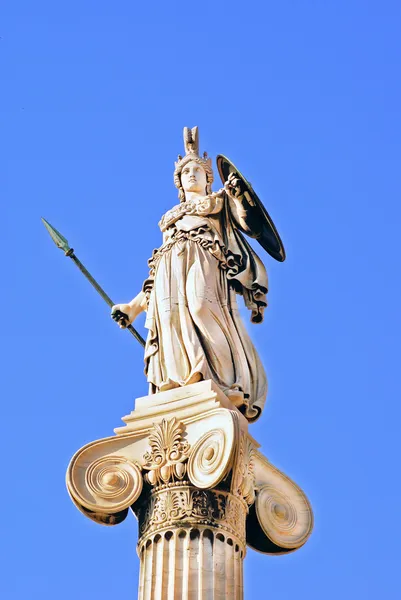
[[216, 155, 286, 262]]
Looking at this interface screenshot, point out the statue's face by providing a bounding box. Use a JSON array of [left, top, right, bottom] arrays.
[[180, 161, 207, 195]]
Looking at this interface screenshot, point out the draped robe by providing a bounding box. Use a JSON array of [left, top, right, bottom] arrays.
[[142, 192, 268, 421]]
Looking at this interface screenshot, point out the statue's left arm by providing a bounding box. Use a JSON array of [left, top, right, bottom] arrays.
[[224, 173, 258, 236], [219, 173, 268, 324]]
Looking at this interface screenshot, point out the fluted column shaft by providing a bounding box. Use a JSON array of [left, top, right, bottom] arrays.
[[137, 526, 244, 600]]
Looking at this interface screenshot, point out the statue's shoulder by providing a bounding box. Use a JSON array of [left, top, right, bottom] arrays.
[[158, 202, 187, 232]]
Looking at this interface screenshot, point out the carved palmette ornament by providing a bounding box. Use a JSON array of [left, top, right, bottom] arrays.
[[143, 418, 190, 485], [143, 412, 237, 491]]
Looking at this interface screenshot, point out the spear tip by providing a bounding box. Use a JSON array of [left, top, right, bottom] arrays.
[[41, 217, 71, 253]]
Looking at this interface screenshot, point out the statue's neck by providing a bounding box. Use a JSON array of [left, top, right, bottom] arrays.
[[183, 191, 207, 203]]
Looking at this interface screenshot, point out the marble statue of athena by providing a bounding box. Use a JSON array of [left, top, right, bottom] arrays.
[[65, 128, 313, 599], [112, 126, 273, 421]]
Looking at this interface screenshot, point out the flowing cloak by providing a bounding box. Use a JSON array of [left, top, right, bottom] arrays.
[[142, 193, 268, 421]]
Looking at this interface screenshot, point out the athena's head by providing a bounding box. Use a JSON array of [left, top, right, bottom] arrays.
[[174, 127, 214, 202]]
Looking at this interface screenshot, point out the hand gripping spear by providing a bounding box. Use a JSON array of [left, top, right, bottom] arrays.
[[42, 218, 146, 347]]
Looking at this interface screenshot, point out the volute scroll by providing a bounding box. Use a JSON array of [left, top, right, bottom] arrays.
[[66, 435, 146, 519], [187, 425, 236, 489], [246, 453, 313, 554]]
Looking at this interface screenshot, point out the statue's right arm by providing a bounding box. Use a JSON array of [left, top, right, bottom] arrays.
[[111, 291, 147, 329]]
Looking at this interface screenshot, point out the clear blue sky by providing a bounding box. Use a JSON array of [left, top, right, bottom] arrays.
[[2, 1, 401, 598]]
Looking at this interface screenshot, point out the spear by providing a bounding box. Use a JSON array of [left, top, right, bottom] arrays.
[[41, 218, 146, 347]]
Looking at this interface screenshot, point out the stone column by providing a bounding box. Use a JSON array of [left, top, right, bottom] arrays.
[[66, 381, 313, 600], [136, 489, 245, 600]]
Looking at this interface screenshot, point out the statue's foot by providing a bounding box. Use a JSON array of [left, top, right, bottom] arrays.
[[158, 372, 203, 393]]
